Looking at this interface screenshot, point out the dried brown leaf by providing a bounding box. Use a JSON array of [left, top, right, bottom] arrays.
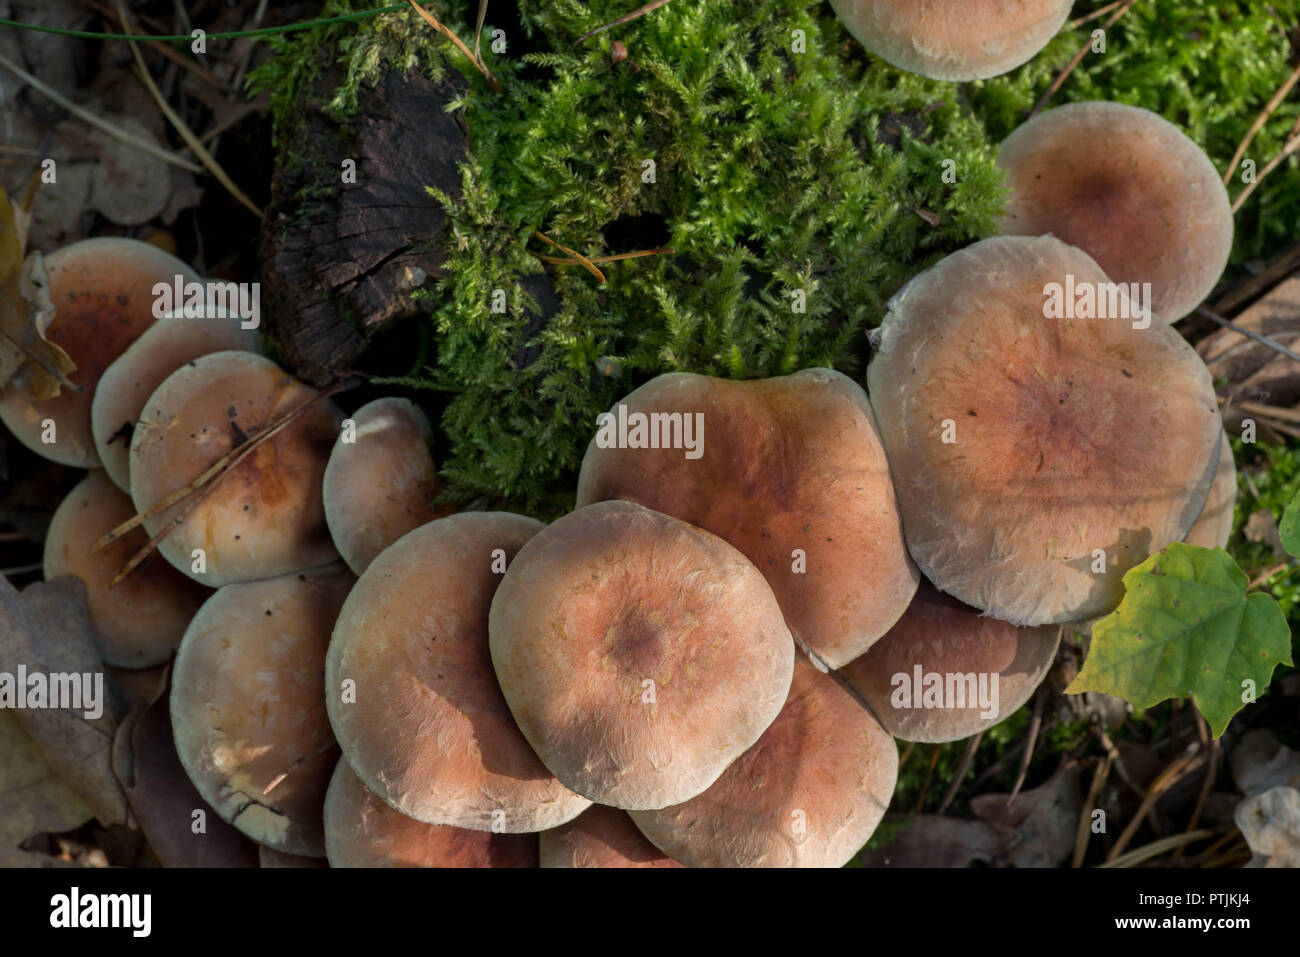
[[0, 709, 92, 866], [970, 762, 1083, 867], [1235, 786, 1300, 867]]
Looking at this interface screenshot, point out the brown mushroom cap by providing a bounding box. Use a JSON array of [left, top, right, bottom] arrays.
[[92, 314, 261, 492], [0, 237, 201, 467], [327, 511, 591, 832], [489, 500, 795, 811], [1184, 428, 1236, 550], [322, 397, 448, 575], [867, 235, 1222, 625], [576, 369, 918, 669], [539, 805, 684, 869], [843, 579, 1061, 743], [324, 759, 538, 868], [997, 102, 1234, 323], [829, 0, 1073, 81], [130, 351, 342, 586], [43, 471, 209, 668], [171, 564, 354, 856], [629, 659, 897, 867]]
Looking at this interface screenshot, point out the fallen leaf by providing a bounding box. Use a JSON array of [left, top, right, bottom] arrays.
[[87, 115, 172, 227], [1067, 543, 1293, 737], [0, 574, 129, 825], [111, 671, 259, 868], [1234, 786, 1300, 867], [0, 708, 92, 866], [1198, 278, 1300, 430], [856, 814, 999, 868], [1230, 728, 1300, 796], [970, 762, 1083, 868], [1245, 508, 1286, 559]]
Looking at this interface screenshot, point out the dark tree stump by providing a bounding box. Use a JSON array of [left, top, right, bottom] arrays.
[[258, 65, 471, 385]]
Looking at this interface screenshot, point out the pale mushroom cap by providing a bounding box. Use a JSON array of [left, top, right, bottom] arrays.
[[322, 397, 447, 575], [843, 579, 1062, 743], [326, 511, 591, 832], [0, 237, 201, 467], [171, 564, 354, 856], [576, 369, 918, 668], [489, 500, 796, 811], [324, 759, 538, 868], [829, 0, 1073, 81], [1184, 428, 1236, 550], [43, 471, 209, 668], [629, 660, 898, 867], [866, 235, 1222, 625], [997, 101, 1234, 322], [92, 314, 262, 492], [130, 351, 342, 586], [539, 805, 684, 869]]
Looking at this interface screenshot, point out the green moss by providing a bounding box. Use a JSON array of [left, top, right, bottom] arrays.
[[253, 0, 1300, 516]]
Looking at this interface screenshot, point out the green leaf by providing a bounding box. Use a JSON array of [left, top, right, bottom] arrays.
[[1279, 488, 1300, 557], [1066, 543, 1293, 737]]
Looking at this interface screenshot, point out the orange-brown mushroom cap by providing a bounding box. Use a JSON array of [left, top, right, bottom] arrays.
[[1184, 428, 1236, 550], [997, 102, 1234, 323], [843, 580, 1061, 743], [130, 351, 342, 586], [43, 471, 209, 668], [326, 511, 591, 832], [629, 659, 897, 867], [171, 564, 354, 856], [489, 500, 796, 811], [92, 314, 261, 492], [866, 235, 1221, 625], [0, 237, 200, 467], [322, 397, 449, 575], [324, 759, 538, 868], [829, 0, 1074, 81], [539, 805, 684, 869], [576, 369, 918, 669]]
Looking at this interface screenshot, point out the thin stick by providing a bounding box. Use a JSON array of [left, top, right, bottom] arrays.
[[1070, 0, 1123, 28], [473, 0, 488, 65], [1231, 133, 1300, 212], [1210, 241, 1300, 315], [913, 746, 941, 814], [102, 380, 359, 585], [1224, 61, 1300, 185], [1072, 752, 1114, 867], [0, 50, 202, 174], [1028, 0, 1138, 119], [1105, 745, 1204, 862], [898, 741, 915, 772], [1007, 686, 1047, 805], [534, 247, 675, 266], [1176, 713, 1218, 861], [405, 0, 502, 92], [1097, 829, 1216, 868], [1236, 400, 1300, 425], [1247, 560, 1292, 589], [263, 738, 338, 796], [0, 562, 42, 576], [115, 3, 265, 219], [937, 732, 982, 814], [1193, 306, 1300, 364], [576, 0, 675, 43], [532, 230, 605, 283]]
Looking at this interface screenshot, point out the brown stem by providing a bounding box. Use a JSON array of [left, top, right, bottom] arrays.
[[576, 0, 676, 43], [1224, 61, 1300, 185], [937, 732, 983, 814], [406, 0, 503, 92], [532, 230, 606, 283], [1028, 0, 1138, 119]]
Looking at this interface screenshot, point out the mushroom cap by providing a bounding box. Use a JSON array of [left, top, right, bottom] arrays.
[[324, 759, 538, 868], [1184, 428, 1236, 550], [0, 237, 201, 467], [629, 660, 897, 867], [92, 314, 262, 492], [489, 500, 795, 811], [130, 351, 342, 586], [326, 511, 591, 832], [576, 369, 918, 668], [866, 235, 1222, 625], [829, 0, 1073, 81], [171, 564, 354, 856], [539, 805, 684, 868], [43, 471, 209, 668], [842, 579, 1062, 743], [997, 101, 1234, 323], [322, 397, 448, 575]]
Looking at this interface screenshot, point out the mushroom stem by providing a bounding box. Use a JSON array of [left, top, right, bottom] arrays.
[[1028, 0, 1138, 119], [575, 0, 675, 43], [97, 376, 362, 586]]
